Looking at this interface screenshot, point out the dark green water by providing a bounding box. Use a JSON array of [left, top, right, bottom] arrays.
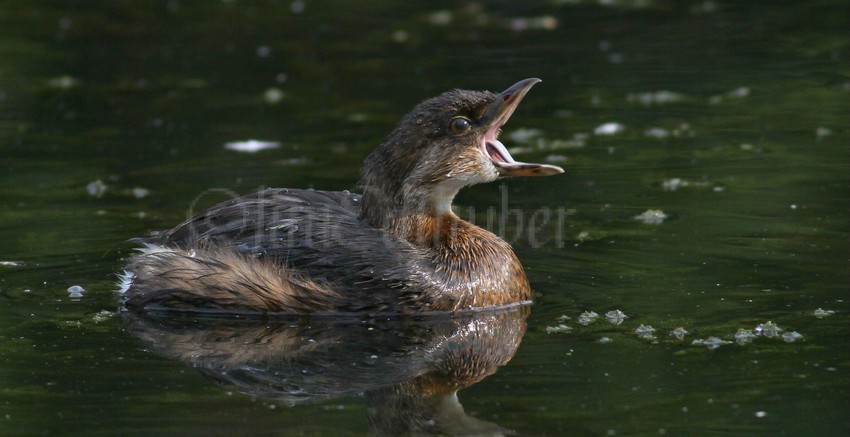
[[1, 1, 848, 435]]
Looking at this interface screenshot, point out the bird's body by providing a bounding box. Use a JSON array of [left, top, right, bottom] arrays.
[[122, 79, 563, 315]]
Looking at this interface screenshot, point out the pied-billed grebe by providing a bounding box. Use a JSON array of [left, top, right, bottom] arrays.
[[121, 78, 563, 315]]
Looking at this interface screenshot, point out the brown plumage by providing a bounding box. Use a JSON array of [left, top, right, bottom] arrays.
[[121, 78, 563, 315]]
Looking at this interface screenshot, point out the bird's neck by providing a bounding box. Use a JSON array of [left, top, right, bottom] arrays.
[[361, 185, 532, 307], [360, 178, 463, 243]]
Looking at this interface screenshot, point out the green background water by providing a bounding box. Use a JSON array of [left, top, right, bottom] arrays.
[[1, 1, 847, 435]]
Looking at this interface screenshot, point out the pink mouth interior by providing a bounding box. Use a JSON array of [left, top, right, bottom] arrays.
[[481, 120, 517, 167], [480, 92, 522, 166], [485, 140, 509, 163]]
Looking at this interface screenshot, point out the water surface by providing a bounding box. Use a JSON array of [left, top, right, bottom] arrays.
[[1, 1, 847, 435]]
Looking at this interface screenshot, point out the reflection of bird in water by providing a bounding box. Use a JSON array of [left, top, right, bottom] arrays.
[[125, 306, 528, 435], [121, 78, 562, 315]]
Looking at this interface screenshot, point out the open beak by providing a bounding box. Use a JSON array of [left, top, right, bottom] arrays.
[[480, 78, 565, 177]]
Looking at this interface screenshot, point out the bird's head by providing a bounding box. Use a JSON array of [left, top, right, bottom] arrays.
[[360, 78, 563, 226]]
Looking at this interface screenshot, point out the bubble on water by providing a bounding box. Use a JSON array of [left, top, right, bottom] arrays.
[[67, 285, 85, 298], [598, 336, 613, 344]]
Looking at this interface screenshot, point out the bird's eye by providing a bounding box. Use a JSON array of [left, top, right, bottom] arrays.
[[449, 116, 472, 134]]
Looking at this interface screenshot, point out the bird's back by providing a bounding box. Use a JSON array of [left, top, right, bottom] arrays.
[[123, 188, 438, 314]]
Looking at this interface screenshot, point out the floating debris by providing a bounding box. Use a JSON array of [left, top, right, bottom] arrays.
[[557, 314, 571, 322], [575, 230, 607, 243], [669, 327, 689, 340], [391, 30, 409, 43], [813, 308, 835, 318], [644, 127, 670, 139], [86, 179, 108, 198], [643, 123, 695, 140], [290, 0, 305, 14], [709, 86, 750, 104], [131, 187, 150, 199], [634, 324, 657, 340], [0, 261, 22, 267], [605, 310, 628, 325], [627, 90, 684, 106], [734, 329, 756, 345], [276, 157, 310, 166], [692, 336, 731, 350], [428, 10, 453, 26], [263, 87, 285, 104], [507, 128, 544, 144], [506, 131, 588, 151], [781, 331, 803, 343], [545, 324, 572, 334], [634, 209, 668, 225], [224, 140, 281, 153], [577, 311, 599, 326], [594, 122, 625, 136], [67, 285, 85, 298], [92, 310, 115, 323], [754, 321, 782, 338], [508, 15, 558, 32], [661, 178, 713, 191], [47, 75, 80, 90], [598, 336, 613, 344], [347, 113, 369, 123], [815, 127, 832, 138], [607, 53, 625, 64]]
